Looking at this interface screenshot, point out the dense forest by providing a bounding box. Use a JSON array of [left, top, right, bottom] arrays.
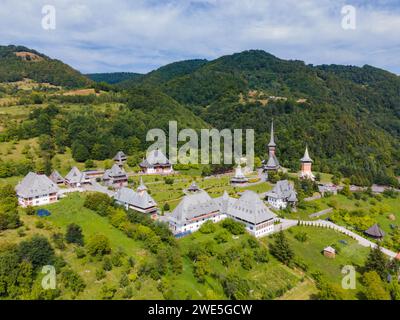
[[86, 72, 143, 85], [116, 50, 400, 186], [0, 45, 91, 88], [1, 47, 399, 186]]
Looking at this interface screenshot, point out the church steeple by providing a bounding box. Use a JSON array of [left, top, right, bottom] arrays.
[[268, 121, 276, 148], [300, 145, 315, 180], [268, 121, 277, 158], [301, 145, 313, 163], [137, 177, 147, 193]]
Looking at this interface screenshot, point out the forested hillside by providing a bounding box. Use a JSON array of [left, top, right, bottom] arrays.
[[86, 72, 143, 84], [1, 46, 399, 186], [121, 50, 400, 186], [0, 45, 92, 88], [118, 59, 208, 89]]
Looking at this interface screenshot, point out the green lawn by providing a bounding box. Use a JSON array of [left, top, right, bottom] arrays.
[[0, 137, 39, 160], [263, 226, 370, 299], [43, 193, 146, 258], [176, 225, 304, 300]]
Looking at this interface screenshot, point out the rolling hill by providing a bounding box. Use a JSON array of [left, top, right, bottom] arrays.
[[119, 50, 400, 185], [86, 72, 143, 84], [0, 45, 92, 88]]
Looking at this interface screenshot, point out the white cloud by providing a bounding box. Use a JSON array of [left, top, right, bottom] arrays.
[[0, 0, 399, 74]]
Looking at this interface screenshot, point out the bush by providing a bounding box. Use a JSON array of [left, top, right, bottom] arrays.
[[61, 269, 86, 294], [253, 247, 269, 263], [84, 192, 113, 215], [163, 203, 170, 212], [96, 269, 106, 281], [100, 284, 117, 300], [52, 232, 66, 250], [17, 228, 26, 237], [65, 223, 84, 246], [102, 256, 113, 271], [214, 229, 230, 244], [35, 220, 44, 229], [222, 218, 245, 235], [199, 221, 216, 234], [119, 273, 129, 288], [294, 232, 308, 243], [75, 247, 86, 259], [25, 206, 36, 216], [18, 235, 55, 269], [86, 234, 111, 257]]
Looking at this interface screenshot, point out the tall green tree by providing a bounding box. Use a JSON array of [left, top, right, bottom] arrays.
[[269, 230, 294, 265], [65, 223, 84, 246], [364, 246, 388, 280], [362, 271, 390, 300]]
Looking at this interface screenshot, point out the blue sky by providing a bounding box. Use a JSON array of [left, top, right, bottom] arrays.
[[1, 0, 399, 74]]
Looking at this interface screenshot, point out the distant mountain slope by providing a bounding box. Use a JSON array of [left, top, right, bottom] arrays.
[[118, 59, 208, 89], [86, 72, 143, 84], [121, 50, 400, 185], [0, 45, 92, 88]]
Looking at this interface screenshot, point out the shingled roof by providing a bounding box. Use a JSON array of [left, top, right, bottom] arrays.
[[268, 121, 276, 147], [16, 172, 59, 198], [170, 190, 219, 223], [103, 164, 128, 180], [365, 224, 385, 238], [140, 149, 171, 168], [65, 167, 86, 185], [49, 170, 64, 184], [113, 151, 127, 162], [114, 187, 157, 210], [300, 146, 313, 163], [265, 154, 280, 169], [188, 181, 200, 193], [266, 180, 298, 202], [228, 190, 277, 224]]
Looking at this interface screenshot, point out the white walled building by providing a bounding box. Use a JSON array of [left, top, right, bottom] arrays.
[[114, 178, 157, 214], [300, 146, 315, 180], [65, 167, 90, 187], [139, 149, 173, 175], [223, 190, 277, 238], [168, 187, 277, 238], [15, 172, 59, 207], [266, 180, 298, 210], [168, 188, 224, 236]]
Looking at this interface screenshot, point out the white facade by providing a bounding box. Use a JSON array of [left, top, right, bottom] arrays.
[[170, 213, 227, 235], [143, 166, 173, 175], [227, 215, 275, 238], [18, 193, 58, 207], [268, 197, 287, 210], [16, 172, 59, 208]]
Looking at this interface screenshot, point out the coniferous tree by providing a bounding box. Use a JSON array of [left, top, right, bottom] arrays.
[[364, 246, 388, 280], [269, 230, 294, 265], [65, 223, 84, 246]]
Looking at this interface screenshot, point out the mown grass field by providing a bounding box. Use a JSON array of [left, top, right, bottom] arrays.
[[263, 226, 370, 300], [282, 193, 400, 226], [176, 224, 306, 300], [1, 190, 378, 300], [0, 193, 161, 300]]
